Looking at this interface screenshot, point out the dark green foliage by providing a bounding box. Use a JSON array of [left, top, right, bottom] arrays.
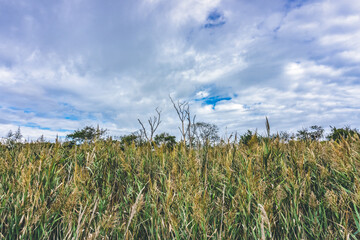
[[120, 133, 140, 145], [66, 125, 107, 143], [327, 126, 360, 142], [118, 131, 145, 149], [240, 130, 258, 145], [297, 125, 324, 141], [271, 131, 294, 142], [154, 132, 176, 148]]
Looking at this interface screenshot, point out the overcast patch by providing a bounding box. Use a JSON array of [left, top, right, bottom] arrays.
[[0, 0, 359, 140]]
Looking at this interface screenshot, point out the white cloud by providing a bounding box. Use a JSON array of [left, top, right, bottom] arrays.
[[168, 0, 221, 27], [196, 90, 209, 98], [284, 61, 343, 86], [0, 0, 359, 139], [338, 50, 360, 63], [0, 67, 17, 84]]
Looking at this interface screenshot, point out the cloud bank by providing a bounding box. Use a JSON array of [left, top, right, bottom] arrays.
[[0, 0, 359, 139]]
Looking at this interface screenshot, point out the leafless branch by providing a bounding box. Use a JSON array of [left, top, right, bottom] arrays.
[[170, 95, 189, 145], [138, 108, 162, 142], [185, 107, 196, 149], [137, 119, 149, 141]]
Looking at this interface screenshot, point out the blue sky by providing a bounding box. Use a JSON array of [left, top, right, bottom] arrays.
[[0, 0, 360, 140]]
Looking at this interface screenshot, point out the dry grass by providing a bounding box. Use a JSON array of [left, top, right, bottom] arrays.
[[0, 135, 360, 239]]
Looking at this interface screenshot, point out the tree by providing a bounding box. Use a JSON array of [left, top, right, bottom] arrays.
[[5, 127, 23, 146], [309, 125, 324, 141], [37, 135, 46, 143], [277, 131, 294, 142], [170, 96, 196, 148], [327, 126, 359, 142], [121, 133, 138, 145], [239, 130, 261, 146], [120, 131, 144, 146], [138, 108, 161, 142], [154, 132, 176, 149], [66, 125, 107, 143], [193, 122, 219, 146], [297, 125, 324, 141], [7, 127, 22, 141], [296, 128, 309, 141], [240, 130, 253, 145]]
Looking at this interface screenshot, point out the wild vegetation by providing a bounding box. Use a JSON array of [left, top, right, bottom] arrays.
[[1, 124, 360, 239], [1, 98, 360, 239]]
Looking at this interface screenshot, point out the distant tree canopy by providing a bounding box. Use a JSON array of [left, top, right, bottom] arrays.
[[119, 131, 144, 146], [239, 130, 262, 147], [297, 125, 324, 141], [66, 125, 107, 143], [327, 126, 359, 142], [7, 127, 23, 142], [4, 127, 23, 148], [276, 131, 295, 142], [120, 133, 139, 145], [154, 132, 176, 148], [240, 130, 260, 145], [193, 122, 219, 145]]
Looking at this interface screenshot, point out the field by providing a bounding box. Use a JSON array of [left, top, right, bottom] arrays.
[[1, 136, 360, 239]]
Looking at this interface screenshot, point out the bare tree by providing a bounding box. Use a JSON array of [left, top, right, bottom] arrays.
[[193, 122, 219, 146], [170, 96, 195, 147], [170, 96, 188, 145], [138, 108, 162, 142], [185, 106, 196, 149]]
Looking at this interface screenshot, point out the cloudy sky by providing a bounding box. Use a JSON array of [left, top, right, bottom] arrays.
[[1, 0, 360, 140]]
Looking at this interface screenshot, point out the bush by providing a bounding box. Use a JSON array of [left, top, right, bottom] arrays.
[[66, 125, 107, 143], [327, 126, 360, 141]]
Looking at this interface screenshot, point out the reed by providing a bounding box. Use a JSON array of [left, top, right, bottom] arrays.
[[0, 135, 359, 239]]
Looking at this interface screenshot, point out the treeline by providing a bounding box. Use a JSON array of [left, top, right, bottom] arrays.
[[63, 123, 360, 146], [1, 122, 359, 149], [1, 96, 359, 147]]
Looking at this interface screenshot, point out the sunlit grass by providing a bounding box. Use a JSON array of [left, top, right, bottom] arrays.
[[0, 136, 360, 239]]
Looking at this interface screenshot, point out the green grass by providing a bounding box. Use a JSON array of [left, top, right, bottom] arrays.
[[0, 136, 360, 239]]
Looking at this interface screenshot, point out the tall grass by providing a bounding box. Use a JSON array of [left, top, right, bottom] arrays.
[[0, 136, 360, 239]]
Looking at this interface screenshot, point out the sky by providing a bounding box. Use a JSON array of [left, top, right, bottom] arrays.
[[0, 0, 360, 141]]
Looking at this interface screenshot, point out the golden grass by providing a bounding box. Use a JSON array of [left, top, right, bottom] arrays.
[[0, 136, 359, 239]]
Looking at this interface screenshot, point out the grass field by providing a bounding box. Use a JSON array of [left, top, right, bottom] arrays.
[[1, 136, 360, 239]]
